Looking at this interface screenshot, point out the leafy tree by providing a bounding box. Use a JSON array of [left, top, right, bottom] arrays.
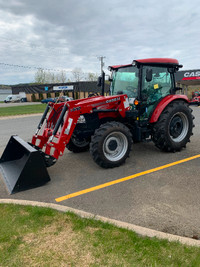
[[31, 94, 36, 102], [35, 68, 99, 84], [57, 70, 67, 83], [34, 69, 67, 84], [35, 69, 46, 84], [71, 68, 84, 82], [87, 72, 98, 81], [39, 93, 44, 100]]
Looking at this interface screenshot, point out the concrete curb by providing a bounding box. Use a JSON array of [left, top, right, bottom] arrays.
[[0, 199, 200, 247]]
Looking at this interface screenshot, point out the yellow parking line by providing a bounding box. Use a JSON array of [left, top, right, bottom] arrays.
[[55, 154, 200, 202]]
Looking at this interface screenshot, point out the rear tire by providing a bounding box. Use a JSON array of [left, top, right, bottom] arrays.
[[152, 101, 194, 152], [90, 121, 132, 168]]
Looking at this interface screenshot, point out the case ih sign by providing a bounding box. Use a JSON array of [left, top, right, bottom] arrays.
[[175, 69, 200, 82], [183, 71, 200, 80]]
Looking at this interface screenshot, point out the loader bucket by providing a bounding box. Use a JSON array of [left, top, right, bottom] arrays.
[[0, 135, 50, 194]]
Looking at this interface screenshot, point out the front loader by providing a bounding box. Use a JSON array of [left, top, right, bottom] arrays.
[[0, 58, 194, 194]]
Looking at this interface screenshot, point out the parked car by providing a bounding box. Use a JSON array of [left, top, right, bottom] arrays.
[[4, 94, 21, 103], [41, 97, 57, 104], [57, 96, 74, 102], [4, 93, 27, 103], [41, 96, 73, 104]]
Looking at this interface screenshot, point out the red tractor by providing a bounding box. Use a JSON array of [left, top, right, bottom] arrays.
[[0, 58, 194, 193]]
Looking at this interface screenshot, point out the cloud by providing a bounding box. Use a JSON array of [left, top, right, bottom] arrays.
[[0, 0, 199, 84]]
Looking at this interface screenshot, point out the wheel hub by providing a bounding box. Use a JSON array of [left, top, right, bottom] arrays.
[[107, 139, 118, 151], [169, 112, 189, 142], [103, 132, 128, 162], [170, 116, 183, 138]]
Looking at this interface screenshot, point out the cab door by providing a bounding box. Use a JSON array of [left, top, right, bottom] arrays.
[[140, 65, 173, 120]]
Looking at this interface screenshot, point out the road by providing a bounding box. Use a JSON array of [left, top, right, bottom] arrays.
[[0, 107, 200, 239], [0, 102, 41, 108]]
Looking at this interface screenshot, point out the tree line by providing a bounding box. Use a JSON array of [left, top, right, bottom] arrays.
[[35, 68, 99, 84]]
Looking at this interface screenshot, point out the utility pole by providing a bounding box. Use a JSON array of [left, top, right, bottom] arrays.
[[97, 56, 106, 73], [97, 56, 106, 96]]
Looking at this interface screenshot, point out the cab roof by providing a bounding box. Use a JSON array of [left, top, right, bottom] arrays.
[[109, 58, 182, 70]]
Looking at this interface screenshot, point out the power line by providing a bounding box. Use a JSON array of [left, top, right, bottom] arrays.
[[0, 62, 99, 77], [0, 62, 68, 72]]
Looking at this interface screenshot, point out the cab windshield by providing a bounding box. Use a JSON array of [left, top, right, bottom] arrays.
[[110, 66, 139, 98]]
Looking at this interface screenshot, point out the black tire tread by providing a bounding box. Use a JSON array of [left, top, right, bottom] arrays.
[[152, 100, 194, 152], [66, 139, 89, 153], [90, 121, 132, 168]]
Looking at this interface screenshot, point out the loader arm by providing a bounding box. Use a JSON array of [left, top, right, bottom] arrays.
[[31, 94, 130, 161]]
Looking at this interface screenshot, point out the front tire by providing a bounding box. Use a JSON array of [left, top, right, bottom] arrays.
[[152, 101, 194, 152], [90, 121, 132, 168]]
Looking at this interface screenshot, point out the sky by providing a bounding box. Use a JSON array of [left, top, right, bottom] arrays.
[[0, 0, 199, 85]]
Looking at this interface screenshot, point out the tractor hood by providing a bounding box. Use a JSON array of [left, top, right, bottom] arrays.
[[63, 94, 130, 118], [68, 94, 128, 109]]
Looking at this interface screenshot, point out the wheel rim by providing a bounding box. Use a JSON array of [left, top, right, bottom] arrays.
[[103, 131, 128, 162], [169, 112, 189, 142]]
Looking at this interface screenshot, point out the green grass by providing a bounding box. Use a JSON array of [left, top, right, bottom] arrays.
[[0, 104, 46, 116], [0, 204, 199, 266]]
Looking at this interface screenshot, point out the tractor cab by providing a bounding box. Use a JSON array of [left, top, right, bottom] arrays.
[[110, 58, 182, 120]]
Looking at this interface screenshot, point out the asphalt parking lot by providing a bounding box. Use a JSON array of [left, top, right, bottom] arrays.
[[0, 107, 200, 239]]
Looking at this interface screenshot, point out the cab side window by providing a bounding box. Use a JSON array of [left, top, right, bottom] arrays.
[[141, 66, 172, 102]]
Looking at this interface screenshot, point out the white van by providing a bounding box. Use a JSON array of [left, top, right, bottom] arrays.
[[4, 95, 21, 103]]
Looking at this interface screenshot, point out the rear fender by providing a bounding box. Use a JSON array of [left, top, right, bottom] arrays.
[[149, 95, 189, 123]]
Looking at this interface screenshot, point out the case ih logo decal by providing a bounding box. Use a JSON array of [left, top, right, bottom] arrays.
[[91, 97, 120, 108], [70, 107, 81, 112], [106, 97, 120, 103], [183, 71, 200, 80]]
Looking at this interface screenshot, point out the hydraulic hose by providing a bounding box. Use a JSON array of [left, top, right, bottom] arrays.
[[52, 104, 68, 136]]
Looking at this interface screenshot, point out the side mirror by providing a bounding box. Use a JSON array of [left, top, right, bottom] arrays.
[[146, 68, 153, 82], [97, 76, 102, 87]]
